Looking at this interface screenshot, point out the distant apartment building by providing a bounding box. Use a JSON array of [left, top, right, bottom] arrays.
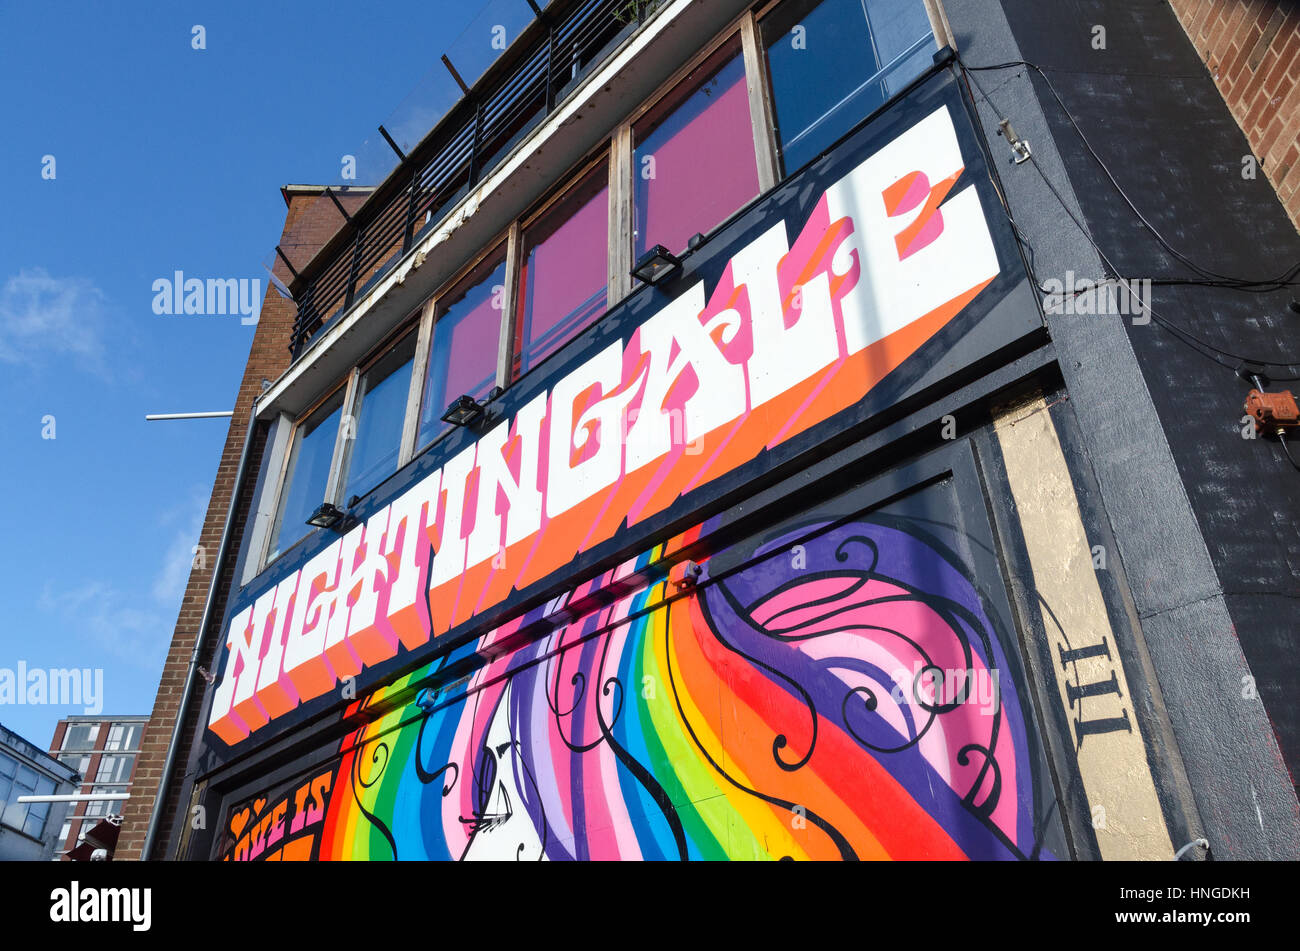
[[48, 716, 147, 859], [0, 722, 78, 861]]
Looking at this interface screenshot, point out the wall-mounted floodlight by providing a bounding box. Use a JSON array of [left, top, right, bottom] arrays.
[[306, 502, 347, 530], [441, 394, 486, 428], [631, 245, 681, 286]]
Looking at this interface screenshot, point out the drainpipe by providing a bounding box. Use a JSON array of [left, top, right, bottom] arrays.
[[140, 413, 258, 861]]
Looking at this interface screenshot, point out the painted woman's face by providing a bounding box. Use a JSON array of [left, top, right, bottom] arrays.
[[460, 685, 547, 861]]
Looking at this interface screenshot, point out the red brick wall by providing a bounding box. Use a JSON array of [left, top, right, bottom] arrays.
[[115, 189, 359, 860], [1170, 0, 1300, 229]]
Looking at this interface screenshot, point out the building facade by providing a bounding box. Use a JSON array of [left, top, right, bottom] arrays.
[[47, 716, 147, 859], [124, 0, 1300, 861], [0, 722, 78, 861]]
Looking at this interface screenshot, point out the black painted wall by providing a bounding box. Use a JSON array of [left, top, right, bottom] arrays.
[[999, 0, 1300, 783]]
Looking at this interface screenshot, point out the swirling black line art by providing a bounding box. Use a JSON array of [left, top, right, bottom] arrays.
[[758, 534, 1004, 810], [589, 625, 688, 860], [835, 647, 940, 755], [500, 682, 552, 861], [350, 735, 398, 860], [670, 592, 858, 860], [871, 512, 1057, 860], [708, 575, 821, 772], [831, 515, 1035, 856], [413, 706, 460, 796], [542, 632, 608, 754], [835, 533, 880, 572], [957, 743, 1003, 819], [509, 739, 550, 861], [748, 572, 875, 630], [718, 517, 1021, 846], [459, 731, 505, 839]]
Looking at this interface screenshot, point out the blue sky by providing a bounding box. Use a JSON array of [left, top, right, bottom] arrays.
[[0, 0, 518, 748]]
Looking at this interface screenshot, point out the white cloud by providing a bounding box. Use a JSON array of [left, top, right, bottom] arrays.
[[0, 268, 108, 370], [38, 485, 210, 671], [152, 486, 209, 605], [38, 581, 170, 671]]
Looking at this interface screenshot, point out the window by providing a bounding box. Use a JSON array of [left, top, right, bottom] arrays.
[[340, 331, 417, 504], [104, 722, 142, 752], [59, 753, 91, 779], [257, 5, 939, 582], [269, 388, 347, 561], [83, 786, 127, 819], [633, 38, 760, 259], [417, 247, 509, 449], [95, 754, 134, 784], [513, 163, 610, 377], [761, 0, 934, 175], [0, 754, 13, 812], [1, 761, 56, 839], [61, 723, 99, 751]]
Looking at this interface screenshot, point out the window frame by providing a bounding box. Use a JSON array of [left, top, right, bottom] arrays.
[[59, 753, 92, 779], [0, 761, 57, 839], [255, 0, 944, 577], [82, 785, 128, 819], [261, 379, 353, 568], [510, 148, 612, 382], [413, 237, 513, 456], [94, 753, 135, 785], [614, 24, 757, 289], [754, 0, 941, 179], [336, 325, 421, 507], [104, 721, 142, 752], [60, 723, 99, 752]]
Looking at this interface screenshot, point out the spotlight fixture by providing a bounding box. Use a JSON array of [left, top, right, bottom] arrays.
[[306, 502, 346, 530], [441, 393, 486, 428], [631, 244, 681, 286]]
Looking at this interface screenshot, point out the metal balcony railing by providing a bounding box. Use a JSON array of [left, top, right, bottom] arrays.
[[287, 0, 661, 359]]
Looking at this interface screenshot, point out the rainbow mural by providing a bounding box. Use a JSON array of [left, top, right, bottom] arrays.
[[221, 511, 1056, 861]]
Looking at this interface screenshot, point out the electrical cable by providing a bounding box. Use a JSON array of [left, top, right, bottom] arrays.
[[956, 59, 1300, 378], [959, 57, 1300, 469], [1279, 431, 1300, 472], [960, 57, 1300, 291]]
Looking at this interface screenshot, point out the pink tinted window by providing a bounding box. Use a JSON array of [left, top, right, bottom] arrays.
[[514, 164, 609, 378], [417, 249, 507, 447], [633, 42, 759, 259]]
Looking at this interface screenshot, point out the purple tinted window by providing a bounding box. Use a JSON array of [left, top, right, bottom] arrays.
[[418, 250, 507, 447], [514, 165, 609, 378], [633, 44, 759, 259]]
